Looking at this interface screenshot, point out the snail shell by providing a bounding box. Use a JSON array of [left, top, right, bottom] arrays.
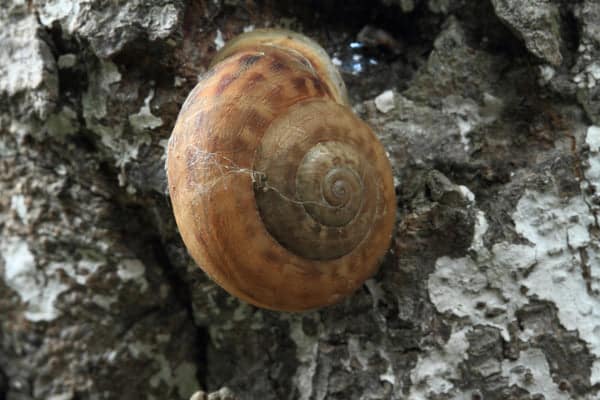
[[167, 29, 396, 311]]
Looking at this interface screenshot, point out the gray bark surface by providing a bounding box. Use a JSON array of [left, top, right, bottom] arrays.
[[1, 1, 599, 399]]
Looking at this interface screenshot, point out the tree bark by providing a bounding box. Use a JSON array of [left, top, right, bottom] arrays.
[[1, 1, 599, 399]]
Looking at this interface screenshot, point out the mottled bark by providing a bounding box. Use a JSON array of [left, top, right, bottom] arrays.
[[1, 1, 599, 399]]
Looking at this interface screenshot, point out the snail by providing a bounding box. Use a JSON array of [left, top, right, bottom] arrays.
[[166, 29, 396, 311]]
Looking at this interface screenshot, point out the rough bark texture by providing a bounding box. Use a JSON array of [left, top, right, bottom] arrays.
[[1, 1, 599, 399]]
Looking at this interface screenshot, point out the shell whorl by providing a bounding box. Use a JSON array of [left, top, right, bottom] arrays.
[[253, 100, 385, 261], [166, 30, 396, 311]]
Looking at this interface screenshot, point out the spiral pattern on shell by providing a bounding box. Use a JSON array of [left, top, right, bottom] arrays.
[[167, 29, 396, 311]]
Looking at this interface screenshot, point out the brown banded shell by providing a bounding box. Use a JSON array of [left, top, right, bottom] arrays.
[[166, 29, 396, 311]]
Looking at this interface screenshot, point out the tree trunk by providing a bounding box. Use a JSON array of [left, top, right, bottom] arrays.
[[1, 1, 599, 399]]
